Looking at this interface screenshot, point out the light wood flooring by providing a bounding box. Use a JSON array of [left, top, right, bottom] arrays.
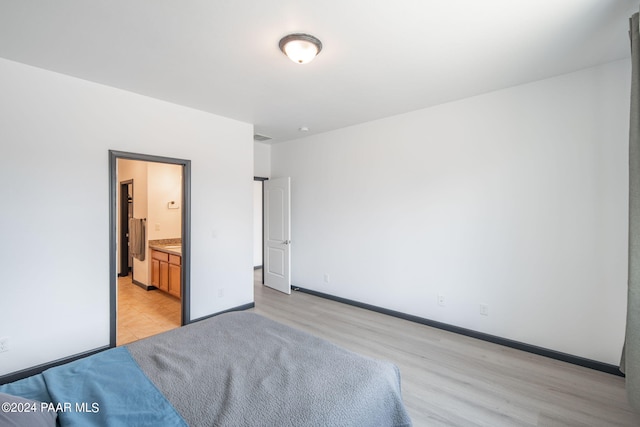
[[251, 270, 640, 427], [116, 274, 181, 345]]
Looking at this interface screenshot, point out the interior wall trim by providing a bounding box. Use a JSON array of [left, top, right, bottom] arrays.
[[132, 279, 155, 291], [293, 286, 624, 377], [0, 346, 110, 385]]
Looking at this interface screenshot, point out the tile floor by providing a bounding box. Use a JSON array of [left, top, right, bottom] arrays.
[[116, 274, 181, 345]]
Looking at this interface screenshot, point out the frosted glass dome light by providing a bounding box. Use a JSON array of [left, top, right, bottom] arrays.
[[279, 33, 323, 64]]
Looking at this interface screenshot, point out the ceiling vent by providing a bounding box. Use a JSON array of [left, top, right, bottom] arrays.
[[253, 133, 272, 142]]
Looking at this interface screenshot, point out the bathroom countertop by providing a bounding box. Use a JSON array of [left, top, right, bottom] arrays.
[[149, 239, 182, 256]]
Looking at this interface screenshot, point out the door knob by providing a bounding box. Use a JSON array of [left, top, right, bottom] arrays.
[[282, 240, 291, 245]]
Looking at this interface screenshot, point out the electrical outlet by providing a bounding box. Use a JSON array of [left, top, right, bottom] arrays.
[[480, 304, 489, 316], [437, 294, 445, 307], [324, 274, 330, 283], [0, 337, 10, 353], [218, 288, 225, 298]]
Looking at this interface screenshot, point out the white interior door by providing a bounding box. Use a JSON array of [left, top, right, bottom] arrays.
[[263, 177, 291, 294]]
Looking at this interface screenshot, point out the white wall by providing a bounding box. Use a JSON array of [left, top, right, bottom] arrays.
[[253, 142, 271, 267], [147, 162, 183, 241], [254, 141, 271, 178], [271, 59, 630, 365], [0, 57, 254, 376]]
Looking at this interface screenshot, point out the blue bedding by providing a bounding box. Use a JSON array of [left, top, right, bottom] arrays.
[[0, 347, 187, 427], [0, 371, 52, 404]]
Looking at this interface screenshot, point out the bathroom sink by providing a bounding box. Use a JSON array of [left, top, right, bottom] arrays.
[[162, 245, 181, 250]]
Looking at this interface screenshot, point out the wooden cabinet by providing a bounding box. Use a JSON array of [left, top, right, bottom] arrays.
[[151, 258, 160, 287], [151, 249, 181, 299], [159, 260, 169, 292], [168, 254, 181, 298]]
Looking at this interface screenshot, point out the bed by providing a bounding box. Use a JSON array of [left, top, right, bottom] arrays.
[[0, 312, 412, 426]]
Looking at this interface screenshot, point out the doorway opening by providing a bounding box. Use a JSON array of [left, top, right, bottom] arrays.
[[254, 177, 267, 284], [109, 150, 191, 348], [119, 179, 133, 277]]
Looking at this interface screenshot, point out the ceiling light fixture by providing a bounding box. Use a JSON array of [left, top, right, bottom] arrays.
[[279, 33, 322, 64]]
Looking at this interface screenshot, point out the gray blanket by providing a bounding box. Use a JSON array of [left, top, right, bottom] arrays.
[[127, 312, 412, 427]]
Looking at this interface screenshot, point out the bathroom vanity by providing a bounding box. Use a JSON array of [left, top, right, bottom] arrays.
[[149, 243, 181, 299]]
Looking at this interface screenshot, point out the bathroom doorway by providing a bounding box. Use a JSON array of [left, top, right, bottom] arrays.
[[109, 150, 191, 348]]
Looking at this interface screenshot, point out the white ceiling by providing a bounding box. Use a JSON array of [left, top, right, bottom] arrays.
[[0, 0, 637, 143]]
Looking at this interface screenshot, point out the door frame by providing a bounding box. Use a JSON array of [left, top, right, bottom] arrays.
[[108, 150, 192, 348], [254, 176, 268, 281]]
